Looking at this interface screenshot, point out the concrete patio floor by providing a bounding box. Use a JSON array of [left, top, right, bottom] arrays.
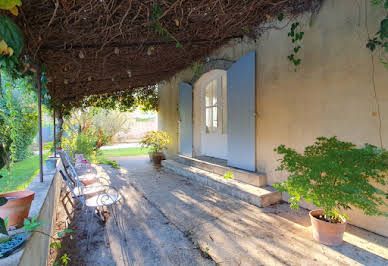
[[55, 155, 388, 265]]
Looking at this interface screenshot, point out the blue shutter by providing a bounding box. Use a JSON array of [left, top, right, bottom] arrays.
[[178, 82, 193, 156], [227, 52, 256, 171]]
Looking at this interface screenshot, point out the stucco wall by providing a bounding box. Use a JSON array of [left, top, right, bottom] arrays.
[[158, 0, 388, 236]]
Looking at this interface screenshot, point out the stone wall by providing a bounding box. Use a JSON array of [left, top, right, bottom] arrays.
[[158, 0, 388, 237]]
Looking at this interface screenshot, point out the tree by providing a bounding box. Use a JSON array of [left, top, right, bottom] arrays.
[[0, 70, 38, 161]]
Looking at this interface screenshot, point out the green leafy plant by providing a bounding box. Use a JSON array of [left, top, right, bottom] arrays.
[[0, 214, 73, 263], [151, 5, 182, 48], [0, 197, 9, 240], [286, 22, 304, 70], [274, 136, 388, 223], [223, 171, 234, 179], [140, 130, 170, 153], [0, 14, 25, 77], [368, 0, 388, 68], [1, 70, 39, 162], [0, 0, 22, 16], [191, 61, 202, 78]]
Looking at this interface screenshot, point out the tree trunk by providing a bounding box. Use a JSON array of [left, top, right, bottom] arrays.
[[55, 110, 64, 148]]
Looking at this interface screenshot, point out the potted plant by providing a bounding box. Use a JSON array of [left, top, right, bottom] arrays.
[[140, 131, 170, 165], [274, 137, 388, 246], [0, 144, 35, 227]]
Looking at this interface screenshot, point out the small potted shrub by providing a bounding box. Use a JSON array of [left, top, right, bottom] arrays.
[[274, 137, 388, 246], [140, 131, 170, 165]]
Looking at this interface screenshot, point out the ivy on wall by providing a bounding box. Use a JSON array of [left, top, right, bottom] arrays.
[[367, 0, 388, 68]]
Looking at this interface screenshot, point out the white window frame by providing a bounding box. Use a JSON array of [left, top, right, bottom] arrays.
[[203, 72, 227, 134]]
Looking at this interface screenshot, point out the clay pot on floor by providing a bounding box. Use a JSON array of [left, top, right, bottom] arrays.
[[309, 210, 347, 246], [151, 152, 163, 165], [0, 191, 35, 226]]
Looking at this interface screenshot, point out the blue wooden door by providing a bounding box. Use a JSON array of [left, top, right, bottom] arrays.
[[179, 82, 193, 156], [227, 52, 256, 171]]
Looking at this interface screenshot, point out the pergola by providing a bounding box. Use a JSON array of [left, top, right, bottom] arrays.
[[4, 0, 320, 179]]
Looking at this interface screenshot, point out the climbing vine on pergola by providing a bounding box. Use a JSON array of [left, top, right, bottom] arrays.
[[5, 0, 322, 108]]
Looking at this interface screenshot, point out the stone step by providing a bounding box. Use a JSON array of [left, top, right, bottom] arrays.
[[162, 159, 281, 208], [175, 155, 267, 187]]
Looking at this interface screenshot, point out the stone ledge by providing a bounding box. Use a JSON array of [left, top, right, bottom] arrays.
[[162, 159, 281, 207]]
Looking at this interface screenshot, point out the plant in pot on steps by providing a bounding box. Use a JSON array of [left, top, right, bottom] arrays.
[[140, 130, 171, 165], [274, 137, 388, 246]]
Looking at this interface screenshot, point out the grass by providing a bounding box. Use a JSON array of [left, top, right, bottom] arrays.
[[99, 147, 150, 157], [0, 155, 48, 193], [94, 147, 151, 169]]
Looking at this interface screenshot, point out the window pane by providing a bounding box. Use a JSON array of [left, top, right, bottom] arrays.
[[212, 80, 217, 105], [205, 83, 211, 107]]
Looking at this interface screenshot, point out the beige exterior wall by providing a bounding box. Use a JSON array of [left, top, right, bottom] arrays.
[[158, 0, 388, 236]]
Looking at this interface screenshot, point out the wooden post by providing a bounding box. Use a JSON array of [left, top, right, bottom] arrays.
[[36, 72, 44, 182], [53, 109, 56, 157]]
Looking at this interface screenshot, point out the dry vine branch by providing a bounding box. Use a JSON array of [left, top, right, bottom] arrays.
[[10, 0, 322, 105]]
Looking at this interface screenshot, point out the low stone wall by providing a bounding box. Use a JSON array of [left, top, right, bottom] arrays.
[[3, 159, 62, 266]]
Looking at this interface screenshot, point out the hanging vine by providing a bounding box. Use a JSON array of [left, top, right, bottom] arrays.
[[367, 0, 388, 68], [151, 5, 182, 48]]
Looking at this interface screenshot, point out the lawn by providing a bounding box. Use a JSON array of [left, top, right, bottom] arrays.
[[94, 147, 150, 169], [99, 147, 150, 157], [0, 155, 47, 193]]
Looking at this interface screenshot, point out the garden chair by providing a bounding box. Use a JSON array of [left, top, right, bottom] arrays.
[[75, 154, 92, 170], [59, 170, 122, 250], [58, 150, 99, 186]]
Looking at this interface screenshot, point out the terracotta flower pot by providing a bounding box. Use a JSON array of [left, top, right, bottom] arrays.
[[151, 152, 163, 165], [309, 210, 347, 246], [0, 191, 35, 226]]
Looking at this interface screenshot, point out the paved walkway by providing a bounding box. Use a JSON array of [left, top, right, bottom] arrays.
[[68, 155, 388, 265]]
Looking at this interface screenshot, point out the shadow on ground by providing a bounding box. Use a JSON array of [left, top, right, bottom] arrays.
[[50, 155, 388, 266]]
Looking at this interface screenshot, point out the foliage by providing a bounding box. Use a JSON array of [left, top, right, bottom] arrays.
[[0, 70, 39, 162], [62, 131, 99, 160], [151, 5, 182, 48], [140, 130, 170, 153], [368, 0, 388, 68], [0, 144, 9, 177], [23, 216, 72, 266], [0, 197, 8, 236], [274, 136, 388, 223], [94, 156, 120, 169], [91, 110, 131, 140], [62, 108, 133, 159], [191, 61, 202, 78], [0, 14, 25, 78], [76, 86, 159, 113], [23, 215, 44, 233], [0, 213, 72, 264], [0, 15, 23, 56], [0, 0, 22, 16], [223, 171, 234, 179], [286, 22, 304, 70]]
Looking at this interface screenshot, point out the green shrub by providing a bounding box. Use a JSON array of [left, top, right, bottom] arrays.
[[62, 131, 98, 160], [140, 130, 170, 153], [274, 136, 388, 222]]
